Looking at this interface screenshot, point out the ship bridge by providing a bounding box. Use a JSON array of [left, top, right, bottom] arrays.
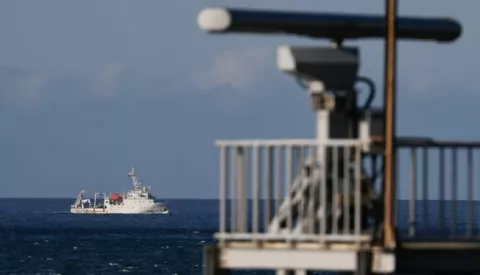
[[197, 3, 480, 275]]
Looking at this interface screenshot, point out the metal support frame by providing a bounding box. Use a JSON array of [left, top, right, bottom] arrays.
[[204, 245, 230, 275], [356, 250, 373, 275], [216, 246, 395, 273], [383, 0, 398, 249], [198, 3, 467, 275]]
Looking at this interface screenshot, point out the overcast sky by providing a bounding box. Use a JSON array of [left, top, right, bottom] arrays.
[[0, 0, 479, 199]]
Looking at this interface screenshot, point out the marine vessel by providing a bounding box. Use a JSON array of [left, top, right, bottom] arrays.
[[70, 167, 169, 214]]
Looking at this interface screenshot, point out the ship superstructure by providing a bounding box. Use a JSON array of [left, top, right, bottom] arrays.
[[70, 167, 169, 214]]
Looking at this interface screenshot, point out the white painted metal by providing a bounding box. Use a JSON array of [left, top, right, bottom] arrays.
[[216, 139, 373, 241], [213, 116, 379, 272], [215, 232, 371, 242], [197, 8, 231, 32], [219, 247, 395, 273], [215, 139, 369, 147]]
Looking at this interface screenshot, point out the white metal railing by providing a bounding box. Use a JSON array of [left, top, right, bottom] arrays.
[[397, 141, 480, 241], [213, 137, 480, 245], [214, 139, 374, 244]]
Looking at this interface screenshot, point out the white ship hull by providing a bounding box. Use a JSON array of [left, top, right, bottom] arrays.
[[70, 199, 169, 214], [70, 206, 169, 214]]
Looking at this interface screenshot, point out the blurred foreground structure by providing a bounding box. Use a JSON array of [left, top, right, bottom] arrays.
[[197, 2, 480, 274]]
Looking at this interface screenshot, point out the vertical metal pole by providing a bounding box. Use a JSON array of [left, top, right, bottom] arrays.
[[409, 149, 417, 237], [264, 146, 273, 231], [275, 147, 282, 217], [235, 147, 247, 233], [308, 146, 317, 234], [343, 147, 350, 234], [332, 146, 339, 235], [354, 146, 362, 240], [219, 146, 228, 244], [383, 0, 398, 248], [467, 148, 473, 237], [451, 148, 457, 238], [252, 145, 260, 235], [286, 146, 293, 235], [439, 149, 445, 233], [422, 148, 429, 232]]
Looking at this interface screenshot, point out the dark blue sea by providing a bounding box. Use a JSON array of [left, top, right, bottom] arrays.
[[0, 199, 479, 275], [0, 199, 215, 275]]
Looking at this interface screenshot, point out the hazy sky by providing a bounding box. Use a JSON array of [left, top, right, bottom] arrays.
[[0, 0, 479, 199]]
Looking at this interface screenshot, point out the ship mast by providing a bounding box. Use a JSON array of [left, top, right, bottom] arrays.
[[128, 166, 148, 192], [128, 166, 140, 190]]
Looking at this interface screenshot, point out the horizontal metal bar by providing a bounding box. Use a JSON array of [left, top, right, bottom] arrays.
[[371, 136, 480, 148], [401, 236, 480, 241], [398, 142, 480, 148], [216, 138, 480, 148], [215, 233, 372, 242], [215, 139, 367, 147], [221, 247, 357, 271], [218, 247, 395, 273]]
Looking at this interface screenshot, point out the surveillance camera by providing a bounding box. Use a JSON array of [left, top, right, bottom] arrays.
[[277, 46, 360, 92]]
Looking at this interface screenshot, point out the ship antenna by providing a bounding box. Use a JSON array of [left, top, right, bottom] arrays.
[[128, 165, 143, 190]]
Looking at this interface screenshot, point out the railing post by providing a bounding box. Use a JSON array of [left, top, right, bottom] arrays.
[[308, 145, 317, 234], [219, 146, 228, 245], [422, 148, 429, 232], [319, 143, 327, 237], [252, 145, 260, 236], [451, 148, 457, 238], [235, 146, 247, 233], [343, 146, 351, 235], [354, 145, 362, 240], [286, 145, 293, 236], [332, 146, 339, 235], [439, 148, 445, 233], [409, 148, 417, 237], [264, 145, 273, 231], [467, 148, 473, 237]]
